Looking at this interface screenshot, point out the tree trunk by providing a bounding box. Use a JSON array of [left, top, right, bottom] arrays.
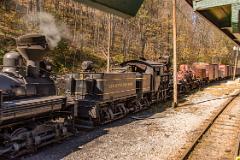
[[36, 0, 42, 12]]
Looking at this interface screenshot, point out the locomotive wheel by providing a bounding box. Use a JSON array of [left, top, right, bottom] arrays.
[[100, 107, 114, 123], [181, 86, 186, 94], [117, 103, 128, 116], [11, 128, 28, 138], [164, 90, 168, 101], [100, 108, 110, 122], [134, 100, 143, 112], [143, 98, 150, 108], [122, 104, 129, 114], [107, 108, 114, 120], [157, 92, 161, 102], [128, 100, 137, 112], [185, 85, 191, 93]]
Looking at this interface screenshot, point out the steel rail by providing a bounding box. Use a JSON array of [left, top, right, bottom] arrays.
[[180, 89, 240, 160]]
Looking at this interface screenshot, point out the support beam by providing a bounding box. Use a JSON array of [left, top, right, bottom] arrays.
[[193, 0, 240, 33], [193, 0, 239, 11], [172, 0, 178, 107], [232, 3, 240, 33], [107, 14, 112, 73], [233, 46, 240, 80], [187, 0, 240, 44]]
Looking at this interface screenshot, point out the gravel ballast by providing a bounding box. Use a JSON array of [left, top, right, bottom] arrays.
[[24, 81, 240, 160]]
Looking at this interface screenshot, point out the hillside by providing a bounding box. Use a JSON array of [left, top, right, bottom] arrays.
[[0, 0, 236, 73]]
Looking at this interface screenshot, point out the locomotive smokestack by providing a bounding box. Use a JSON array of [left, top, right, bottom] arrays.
[[16, 34, 50, 77], [16, 34, 49, 62]]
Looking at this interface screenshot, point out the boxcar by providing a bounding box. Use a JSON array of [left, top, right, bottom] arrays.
[[212, 64, 219, 80], [207, 64, 216, 81], [192, 63, 210, 81], [219, 65, 228, 78], [193, 68, 207, 80]]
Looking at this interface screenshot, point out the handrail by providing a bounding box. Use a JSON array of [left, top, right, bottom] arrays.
[[0, 65, 26, 68]]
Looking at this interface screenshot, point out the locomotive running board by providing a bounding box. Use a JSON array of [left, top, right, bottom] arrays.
[[0, 96, 66, 123]]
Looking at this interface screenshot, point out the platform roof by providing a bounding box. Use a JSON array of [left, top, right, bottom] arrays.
[[186, 0, 240, 45], [75, 0, 144, 18]]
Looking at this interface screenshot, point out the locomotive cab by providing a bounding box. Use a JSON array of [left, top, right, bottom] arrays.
[[121, 58, 171, 102]]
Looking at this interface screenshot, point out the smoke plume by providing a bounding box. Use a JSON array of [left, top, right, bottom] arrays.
[[25, 12, 71, 49]]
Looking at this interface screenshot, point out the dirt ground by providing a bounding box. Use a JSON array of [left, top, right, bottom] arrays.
[[23, 80, 240, 160]]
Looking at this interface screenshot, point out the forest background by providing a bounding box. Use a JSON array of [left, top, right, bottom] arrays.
[[0, 0, 236, 73]]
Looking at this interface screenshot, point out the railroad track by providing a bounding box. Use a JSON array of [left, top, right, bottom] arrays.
[[179, 90, 240, 160]]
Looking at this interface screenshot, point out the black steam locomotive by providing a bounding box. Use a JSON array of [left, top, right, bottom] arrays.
[[0, 34, 68, 157], [65, 58, 171, 125], [0, 34, 172, 158]]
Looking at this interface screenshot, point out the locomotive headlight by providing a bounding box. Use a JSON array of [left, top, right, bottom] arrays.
[[81, 61, 94, 71]]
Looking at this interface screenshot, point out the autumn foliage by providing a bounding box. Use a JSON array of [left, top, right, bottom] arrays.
[[0, 0, 235, 73]]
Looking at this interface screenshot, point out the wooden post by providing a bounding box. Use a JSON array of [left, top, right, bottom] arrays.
[[233, 47, 239, 80], [172, 0, 178, 107], [107, 14, 112, 73]]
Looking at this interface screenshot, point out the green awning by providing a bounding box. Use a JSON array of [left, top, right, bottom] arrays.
[[75, 0, 144, 18], [187, 0, 240, 45]]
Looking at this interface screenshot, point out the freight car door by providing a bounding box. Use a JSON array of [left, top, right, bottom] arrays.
[[154, 67, 161, 92], [145, 66, 154, 93]]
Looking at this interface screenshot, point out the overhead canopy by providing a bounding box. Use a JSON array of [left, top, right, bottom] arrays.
[[187, 0, 240, 45], [75, 0, 144, 18]]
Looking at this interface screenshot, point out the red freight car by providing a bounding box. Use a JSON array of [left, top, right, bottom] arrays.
[[177, 64, 194, 83], [237, 68, 240, 76], [192, 63, 209, 81], [219, 65, 228, 79], [193, 68, 207, 80], [192, 63, 220, 81], [207, 64, 216, 81], [212, 64, 219, 80]]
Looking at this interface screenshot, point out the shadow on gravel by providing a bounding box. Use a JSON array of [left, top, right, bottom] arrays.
[[23, 102, 170, 160], [22, 129, 108, 160], [22, 80, 232, 159], [178, 95, 236, 108]]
